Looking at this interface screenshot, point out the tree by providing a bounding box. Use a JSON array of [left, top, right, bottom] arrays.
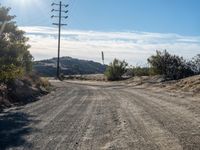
[[105, 59, 128, 81], [147, 50, 194, 80], [0, 5, 33, 84], [189, 54, 200, 74]]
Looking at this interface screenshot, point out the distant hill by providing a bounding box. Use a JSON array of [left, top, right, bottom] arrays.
[[33, 57, 106, 77]]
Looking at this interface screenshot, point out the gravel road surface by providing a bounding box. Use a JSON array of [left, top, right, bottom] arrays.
[[0, 80, 200, 150]]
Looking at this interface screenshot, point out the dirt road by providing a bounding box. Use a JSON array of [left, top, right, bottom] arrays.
[[0, 80, 200, 150]]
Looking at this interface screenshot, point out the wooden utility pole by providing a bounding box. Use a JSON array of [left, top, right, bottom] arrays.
[[51, 1, 69, 79]]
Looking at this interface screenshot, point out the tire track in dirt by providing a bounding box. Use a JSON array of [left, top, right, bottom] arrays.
[[27, 88, 91, 149], [133, 89, 200, 115], [1, 85, 79, 150], [56, 87, 101, 150], [111, 89, 182, 150], [77, 87, 129, 150], [22, 89, 80, 148], [23, 87, 77, 115], [123, 89, 200, 125], [104, 89, 149, 150], [120, 89, 200, 149]]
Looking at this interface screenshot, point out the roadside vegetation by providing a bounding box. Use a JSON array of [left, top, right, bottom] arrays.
[[147, 50, 200, 80], [105, 51, 200, 81], [105, 59, 128, 81], [0, 5, 50, 110]]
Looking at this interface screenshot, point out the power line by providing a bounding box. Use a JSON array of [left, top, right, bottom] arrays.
[[51, 1, 69, 79]]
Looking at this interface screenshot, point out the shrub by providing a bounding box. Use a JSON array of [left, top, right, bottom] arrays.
[[188, 54, 200, 74], [105, 59, 128, 81], [148, 50, 194, 80], [28, 73, 49, 88], [37, 78, 51, 90], [132, 67, 150, 76]]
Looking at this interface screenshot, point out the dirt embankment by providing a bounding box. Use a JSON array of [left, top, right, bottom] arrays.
[[164, 75, 200, 93], [119, 75, 199, 95], [0, 76, 51, 111]]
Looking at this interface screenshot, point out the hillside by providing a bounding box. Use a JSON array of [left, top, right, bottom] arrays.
[[33, 57, 106, 77]]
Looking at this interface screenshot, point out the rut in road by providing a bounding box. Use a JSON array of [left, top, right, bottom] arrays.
[[0, 81, 199, 150]]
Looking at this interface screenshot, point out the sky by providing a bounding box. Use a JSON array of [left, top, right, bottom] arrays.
[[1, 0, 200, 65]]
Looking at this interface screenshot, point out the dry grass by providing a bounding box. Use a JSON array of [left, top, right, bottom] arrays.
[[166, 75, 200, 93], [122, 75, 200, 95], [0, 74, 51, 111]]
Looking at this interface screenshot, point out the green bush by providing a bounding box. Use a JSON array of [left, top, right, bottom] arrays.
[[147, 50, 194, 80], [132, 67, 150, 76], [105, 59, 128, 81]]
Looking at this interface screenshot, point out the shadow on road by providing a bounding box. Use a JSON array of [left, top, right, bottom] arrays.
[[0, 112, 39, 149]]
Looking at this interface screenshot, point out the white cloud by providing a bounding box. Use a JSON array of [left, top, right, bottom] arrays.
[[20, 26, 200, 65]]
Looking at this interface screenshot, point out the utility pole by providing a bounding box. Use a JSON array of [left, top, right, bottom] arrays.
[[51, 1, 69, 79]]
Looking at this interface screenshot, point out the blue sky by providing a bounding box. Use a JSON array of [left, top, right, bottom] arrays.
[[1, 0, 200, 35], [1, 0, 200, 64]]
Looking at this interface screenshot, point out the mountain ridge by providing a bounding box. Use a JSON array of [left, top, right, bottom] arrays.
[[33, 56, 106, 77]]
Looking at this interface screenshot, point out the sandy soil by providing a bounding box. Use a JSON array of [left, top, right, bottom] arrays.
[[0, 80, 199, 150]]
